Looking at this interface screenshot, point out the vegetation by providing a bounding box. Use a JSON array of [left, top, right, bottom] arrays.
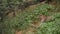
[[0, 0, 60, 34]]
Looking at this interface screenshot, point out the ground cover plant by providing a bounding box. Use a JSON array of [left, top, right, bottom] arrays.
[[0, 0, 60, 34]]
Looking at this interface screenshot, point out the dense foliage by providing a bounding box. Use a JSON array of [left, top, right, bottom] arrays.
[[0, 0, 60, 34]]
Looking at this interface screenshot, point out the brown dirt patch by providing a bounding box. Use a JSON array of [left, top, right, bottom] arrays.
[[15, 30, 23, 34]]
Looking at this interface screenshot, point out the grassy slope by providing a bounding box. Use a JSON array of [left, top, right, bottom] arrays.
[[3, 3, 60, 34]]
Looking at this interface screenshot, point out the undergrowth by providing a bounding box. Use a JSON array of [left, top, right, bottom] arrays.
[[2, 3, 60, 34]]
